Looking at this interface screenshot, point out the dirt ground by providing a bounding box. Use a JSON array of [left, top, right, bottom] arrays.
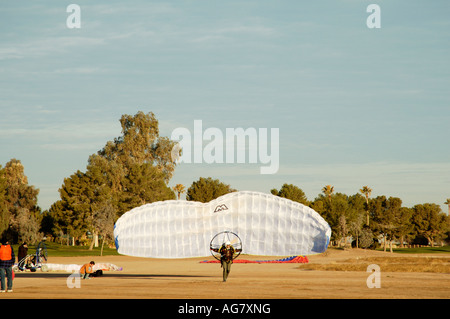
[[2, 249, 449, 300]]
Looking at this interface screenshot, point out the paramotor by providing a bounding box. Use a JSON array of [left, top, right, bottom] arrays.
[[210, 231, 242, 261]]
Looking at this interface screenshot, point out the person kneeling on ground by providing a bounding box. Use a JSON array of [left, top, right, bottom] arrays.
[[80, 261, 95, 279]]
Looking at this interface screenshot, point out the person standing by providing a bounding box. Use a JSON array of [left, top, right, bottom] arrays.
[[18, 242, 28, 270], [217, 241, 240, 282], [0, 239, 15, 292]]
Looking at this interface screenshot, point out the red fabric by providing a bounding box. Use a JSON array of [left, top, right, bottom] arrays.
[[201, 255, 308, 264]]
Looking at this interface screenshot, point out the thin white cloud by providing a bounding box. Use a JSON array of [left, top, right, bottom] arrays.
[[40, 143, 103, 151], [35, 106, 60, 114], [88, 2, 178, 16], [222, 25, 276, 36], [0, 121, 119, 142], [0, 36, 106, 60], [53, 67, 103, 74], [189, 24, 277, 44]]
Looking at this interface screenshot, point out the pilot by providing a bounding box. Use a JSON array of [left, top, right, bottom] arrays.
[[217, 241, 240, 282]]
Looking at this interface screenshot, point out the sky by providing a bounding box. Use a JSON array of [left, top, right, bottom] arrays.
[[1, 1, 449, 213]]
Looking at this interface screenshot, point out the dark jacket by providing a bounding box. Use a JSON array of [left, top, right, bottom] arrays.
[[18, 244, 28, 261], [219, 245, 236, 263], [0, 244, 15, 268]]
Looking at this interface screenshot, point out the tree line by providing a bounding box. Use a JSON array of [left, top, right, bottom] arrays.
[[184, 179, 450, 251], [1, 111, 449, 251]]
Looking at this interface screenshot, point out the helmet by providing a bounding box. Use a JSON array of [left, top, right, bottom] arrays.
[[225, 241, 231, 246]]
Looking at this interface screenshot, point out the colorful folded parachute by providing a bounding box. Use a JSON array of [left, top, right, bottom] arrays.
[[44, 263, 123, 272], [114, 191, 331, 258], [201, 255, 309, 264]]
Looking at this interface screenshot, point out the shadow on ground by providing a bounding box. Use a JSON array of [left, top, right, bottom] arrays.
[[14, 272, 213, 279]]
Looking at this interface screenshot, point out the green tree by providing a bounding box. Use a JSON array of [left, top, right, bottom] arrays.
[[322, 185, 334, 202], [50, 170, 93, 245], [394, 207, 414, 247], [444, 198, 450, 215], [359, 186, 372, 226], [172, 184, 186, 200], [186, 177, 236, 202], [89, 111, 177, 215], [347, 193, 368, 248], [92, 202, 116, 256], [369, 196, 403, 252], [9, 208, 43, 244], [97, 111, 177, 182], [0, 166, 9, 237], [358, 227, 374, 249], [270, 183, 310, 205], [0, 159, 41, 243], [312, 192, 360, 247], [50, 112, 178, 246], [118, 162, 175, 213], [412, 203, 449, 246]]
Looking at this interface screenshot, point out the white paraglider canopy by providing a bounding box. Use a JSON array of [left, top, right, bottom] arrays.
[[114, 191, 331, 258]]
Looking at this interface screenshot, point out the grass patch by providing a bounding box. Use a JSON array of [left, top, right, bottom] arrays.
[[386, 246, 450, 254], [298, 256, 450, 273], [12, 242, 120, 258]]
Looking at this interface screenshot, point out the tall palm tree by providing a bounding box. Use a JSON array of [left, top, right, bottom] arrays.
[[172, 184, 186, 200], [444, 198, 450, 215], [360, 186, 372, 226], [322, 185, 334, 202]]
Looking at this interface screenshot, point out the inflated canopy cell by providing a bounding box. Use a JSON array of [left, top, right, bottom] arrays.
[[114, 191, 331, 258]]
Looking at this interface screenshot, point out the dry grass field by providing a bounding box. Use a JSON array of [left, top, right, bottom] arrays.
[[1, 248, 448, 301]]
